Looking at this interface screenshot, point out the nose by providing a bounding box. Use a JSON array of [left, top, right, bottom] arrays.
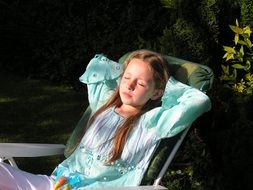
[[126, 80, 136, 91]]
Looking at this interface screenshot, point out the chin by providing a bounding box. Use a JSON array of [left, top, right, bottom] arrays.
[[121, 99, 132, 105]]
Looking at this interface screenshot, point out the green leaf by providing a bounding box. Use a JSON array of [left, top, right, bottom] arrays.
[[232, 68, 237, 80], [245, 73, 253, 81], [245, 60, 251, 71], [237, 40, 247, 45], [239, 45, 244, 57], [236, 19, 239, 26], [223, 46, 236, 53], [225, 53, 235, 61], [229, 25, 237, 33], [245, 88, 253, 95], [243, 26, 252, 36], [232, 64, 245, 69], [245, 38, 252, 48], [229, 25, 243, 34], [234, 34, 239, 44], [160, 0, 177, 9], [221, 64, 229, 75]]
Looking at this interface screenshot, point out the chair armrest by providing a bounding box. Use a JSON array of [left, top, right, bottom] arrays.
[[0, 143, 65, 157], [91, 185, 167, 190], [0, 143, 65, 167]]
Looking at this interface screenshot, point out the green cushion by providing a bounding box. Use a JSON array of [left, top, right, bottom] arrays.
[[164, 55, 213, 92]]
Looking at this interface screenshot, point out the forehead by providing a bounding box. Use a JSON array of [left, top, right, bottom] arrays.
[[124, 58, 154, 80]]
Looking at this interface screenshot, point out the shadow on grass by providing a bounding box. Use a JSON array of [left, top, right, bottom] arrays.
[[0, 71, 88, 174]]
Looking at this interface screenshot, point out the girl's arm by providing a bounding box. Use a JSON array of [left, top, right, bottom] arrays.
[[79, 54, 123, 112], [143, 76, 211, 139]]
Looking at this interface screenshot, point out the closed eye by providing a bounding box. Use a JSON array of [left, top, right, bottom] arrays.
[[138, 83, 146, 87]]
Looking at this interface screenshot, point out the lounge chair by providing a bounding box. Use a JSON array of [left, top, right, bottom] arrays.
[[0, 52, 214, 189]]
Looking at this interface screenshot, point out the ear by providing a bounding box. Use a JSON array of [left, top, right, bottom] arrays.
[[151, 89, 164, 100]]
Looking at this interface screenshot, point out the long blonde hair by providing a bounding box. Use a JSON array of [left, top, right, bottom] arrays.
[[87, 49, 169, 162]]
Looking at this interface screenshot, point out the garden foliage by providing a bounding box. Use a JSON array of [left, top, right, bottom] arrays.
[[221, 19, 253, 95], [0, 0, 168, 86], [0, 0, 253, 190]]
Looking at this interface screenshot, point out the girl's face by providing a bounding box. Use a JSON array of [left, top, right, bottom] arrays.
[[119, 58, 162, 110]]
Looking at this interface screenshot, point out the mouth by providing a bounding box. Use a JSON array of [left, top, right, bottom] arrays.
[[122, 92, 132, 98]]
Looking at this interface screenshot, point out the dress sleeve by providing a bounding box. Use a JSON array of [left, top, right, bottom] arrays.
[[141, 76, 212, 139], [79, 54, 123, 112]]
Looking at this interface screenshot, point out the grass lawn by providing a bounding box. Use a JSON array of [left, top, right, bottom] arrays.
[[0, 71, 88, 175]]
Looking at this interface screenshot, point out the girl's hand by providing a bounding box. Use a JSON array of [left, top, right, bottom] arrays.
[[54, 176, 71, 190]]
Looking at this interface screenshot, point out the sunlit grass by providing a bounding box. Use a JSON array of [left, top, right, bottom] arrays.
[[37, 119, 61, 128], [42, 85, 75, 93], [28, 95, 51, 102], [0, 97, 17, 103]]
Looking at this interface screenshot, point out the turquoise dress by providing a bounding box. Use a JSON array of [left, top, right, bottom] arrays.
[[51, 54, 211, 189]]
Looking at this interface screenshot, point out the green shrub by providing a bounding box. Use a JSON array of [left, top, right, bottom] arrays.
[[221, 19, 253, 95], [240, 0, 253, 28]]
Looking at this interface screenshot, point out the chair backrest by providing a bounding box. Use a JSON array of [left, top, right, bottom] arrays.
[[64, 51, 214, 185]]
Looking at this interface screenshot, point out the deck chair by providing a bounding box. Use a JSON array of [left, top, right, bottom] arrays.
[[0, 52, 214, 189]]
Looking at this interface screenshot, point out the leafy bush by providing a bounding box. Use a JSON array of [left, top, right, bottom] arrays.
[[159, 18, 207, 62], [240, 0, 253, 28], [0, 0, 169, 86], [221, 19, 253, 95], [139, 0, 221, 68]]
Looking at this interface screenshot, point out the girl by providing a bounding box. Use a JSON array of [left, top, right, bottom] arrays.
[[0, 50, 211, 189]]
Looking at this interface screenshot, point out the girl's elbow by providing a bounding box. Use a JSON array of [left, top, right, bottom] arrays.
[[199, 94, 212, 112]]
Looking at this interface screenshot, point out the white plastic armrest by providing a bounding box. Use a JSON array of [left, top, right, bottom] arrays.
[[91, 185, 167, 190], [0, 143, 65, 168]]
